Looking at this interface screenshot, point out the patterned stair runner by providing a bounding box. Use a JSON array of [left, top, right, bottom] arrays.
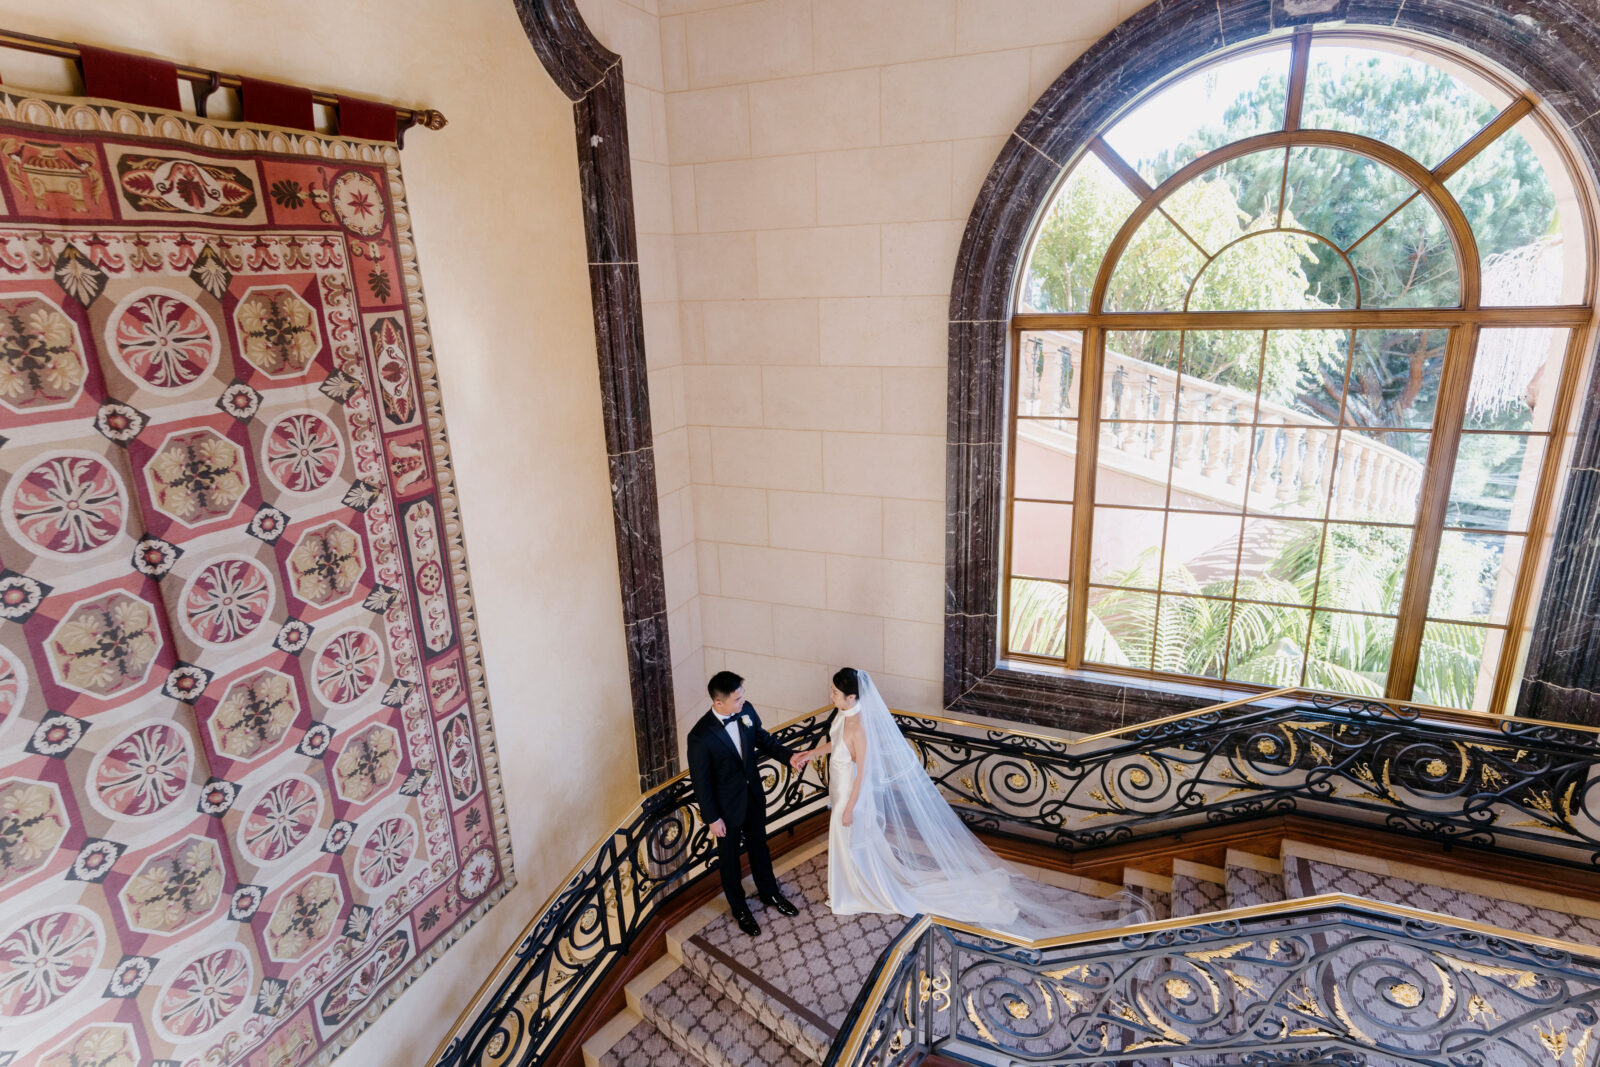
[[587, 843, 1137, 1066], [588, 838, 1600, 1066], [1279, 839, 1600, 943], [1224, 850, 1286, 908], [1122, 868, 1173, 920], [632, 959, 812, 1067], [1171, 859, 1228, 917], [586, 844, 901, 1066]]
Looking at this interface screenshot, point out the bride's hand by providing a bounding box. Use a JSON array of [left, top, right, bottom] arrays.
[[841, 807, 853, 827]]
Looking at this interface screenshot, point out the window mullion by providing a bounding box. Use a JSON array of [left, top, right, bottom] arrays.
[[1433, 95, 1536, 184], [1488, 321, 1596, 712], [1284, 29, 1311, 132], [1001, 324, 1022, 661], [1065, 326, 1106, 669], [1387, 324, 1480, 700]]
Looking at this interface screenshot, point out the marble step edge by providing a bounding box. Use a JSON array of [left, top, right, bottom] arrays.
[[631, 956, 813, 1067], [657, 836, 844, 1065], [1224, 849, 1286, 909], [582, 1006, 652, 1067], [671, 930, 833, 1065], [587, 837, 833, 1067], [1278, 838, 1600, 921], [1121, 868, 1173, 921], [1279, 838, 1600, 918], [585, 958, 712, 1067], [1171, 859, 1228, 918]]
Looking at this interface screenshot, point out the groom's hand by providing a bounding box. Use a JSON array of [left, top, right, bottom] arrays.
[[709, 819, 727, 838]]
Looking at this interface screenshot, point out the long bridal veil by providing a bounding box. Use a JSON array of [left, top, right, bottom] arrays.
[[835, 671, 1142, 939]]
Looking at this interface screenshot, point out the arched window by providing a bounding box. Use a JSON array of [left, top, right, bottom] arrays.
[[1001, 30, 1594, 713]]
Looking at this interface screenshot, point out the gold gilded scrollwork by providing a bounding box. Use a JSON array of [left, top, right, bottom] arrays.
[[1513, 782, 1580, 835], [1033, 979, 1055, 1022], [1287, 981, 1328, 1021], [1052, 982, 1089, 1012], [1538, 1027, 1568, 1061], [1185, 941, 1251, 963], [1438, 954, 1540, 990], [919, 969, 952, 1012], [1330, 985, 1376, 1046], [1383, 982, 1423, 1008], [1226, 968, 1266, 997], [964, 992, 996, 1043]]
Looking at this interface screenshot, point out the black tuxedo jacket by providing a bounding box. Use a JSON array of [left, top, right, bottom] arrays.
[[686, 702, 793, 829]]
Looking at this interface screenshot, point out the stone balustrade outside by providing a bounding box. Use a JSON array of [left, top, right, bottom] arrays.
[[1018, 331, 1424, 521]]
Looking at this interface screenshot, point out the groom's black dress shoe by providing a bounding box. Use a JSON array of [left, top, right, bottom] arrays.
[[760, 891, 799, 917], [733, 908, 761, 936]]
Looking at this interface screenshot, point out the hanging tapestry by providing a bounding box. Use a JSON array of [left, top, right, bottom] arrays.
[[0, 89, 512, 1065]]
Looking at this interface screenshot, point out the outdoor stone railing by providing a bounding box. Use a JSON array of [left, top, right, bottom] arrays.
[[1019, 333, 1424, 519]]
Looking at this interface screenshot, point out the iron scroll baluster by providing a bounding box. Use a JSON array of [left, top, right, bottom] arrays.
[[435, 699, 1600, 1066], [825, 899, 1600, 1066]]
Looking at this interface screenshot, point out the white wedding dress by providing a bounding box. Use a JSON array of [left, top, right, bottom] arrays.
[[826, 672, 1138, 939]]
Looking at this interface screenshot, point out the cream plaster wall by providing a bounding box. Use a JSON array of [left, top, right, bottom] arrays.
[[0, 0, 644, 1058], [589, 0, 1146, 720]]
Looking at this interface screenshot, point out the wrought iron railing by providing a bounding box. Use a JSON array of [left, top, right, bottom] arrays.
[[912, 688, 1600, 867], [826, 896, 1600, 1067], [432, 691, 1600, 1067], [430, 710, 836, 1067]]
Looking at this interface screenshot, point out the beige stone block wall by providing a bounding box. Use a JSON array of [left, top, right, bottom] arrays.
[[593, 0, 1147, 720]]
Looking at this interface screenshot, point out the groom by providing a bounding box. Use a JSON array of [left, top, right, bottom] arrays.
[[687, 670, 803, 936]]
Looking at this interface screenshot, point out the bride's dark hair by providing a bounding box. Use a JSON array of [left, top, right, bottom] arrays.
[[832, 667, 860, 697]]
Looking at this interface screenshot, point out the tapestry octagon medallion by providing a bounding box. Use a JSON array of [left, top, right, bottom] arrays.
[[0, 90, 512, 1066]]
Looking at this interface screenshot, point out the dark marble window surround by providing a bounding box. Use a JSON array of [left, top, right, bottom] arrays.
[[514, 0, 678, 789], [946, 0, 1600, 731]]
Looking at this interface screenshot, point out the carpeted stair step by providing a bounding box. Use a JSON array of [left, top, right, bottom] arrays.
[[588, 1010, 707, 1067], [1171, 860, 1228, 918], [1280, 840, 1600, 943], [667, 849, 904, 1064], [1121, 869, 1172, 921], [1224, 850, 1285, 909], [630, 956, 812, 1067]]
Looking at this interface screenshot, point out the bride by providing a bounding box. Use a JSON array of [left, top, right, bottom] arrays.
[[797, 667, 1138, 939]]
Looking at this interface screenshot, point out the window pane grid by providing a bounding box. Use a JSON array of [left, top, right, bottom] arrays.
[[1085, 582, 1414, 622], [1005, 30, 1588, 714]]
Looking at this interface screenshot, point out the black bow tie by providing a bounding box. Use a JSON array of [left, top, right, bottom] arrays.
[[718, 714, 740, 727]]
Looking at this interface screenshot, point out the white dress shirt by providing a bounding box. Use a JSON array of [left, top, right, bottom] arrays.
[[718, 711, 743, 757]]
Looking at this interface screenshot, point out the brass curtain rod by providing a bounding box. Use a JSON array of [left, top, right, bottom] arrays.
[[0, 28, 446, 132]]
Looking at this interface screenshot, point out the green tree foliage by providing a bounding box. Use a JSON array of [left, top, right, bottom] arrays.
[[1010, 51, 1556, 706], [1026, 161, 1344, 401], [1010, 520, 1493, 707], [1026, 51, 1557, 434]]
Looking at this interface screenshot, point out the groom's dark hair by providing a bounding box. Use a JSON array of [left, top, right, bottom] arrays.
[[707, 671, 744, 700], [832, 667, 860, 697]]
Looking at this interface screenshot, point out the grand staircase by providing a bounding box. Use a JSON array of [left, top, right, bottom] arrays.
[[580, 832, 1600, 1066]]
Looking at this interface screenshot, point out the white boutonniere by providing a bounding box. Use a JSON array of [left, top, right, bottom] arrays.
[[739, 713, 752, 727]]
